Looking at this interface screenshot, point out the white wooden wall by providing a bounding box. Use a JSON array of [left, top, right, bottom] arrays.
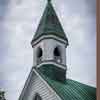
[[21, 71, 61, 100]]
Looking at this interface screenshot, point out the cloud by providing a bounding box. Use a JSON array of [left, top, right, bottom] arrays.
[[0, 0, 96, 100]]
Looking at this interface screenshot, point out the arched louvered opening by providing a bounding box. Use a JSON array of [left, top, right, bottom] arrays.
[[37, 47, 43, 64], [54, 46, 62, 63]]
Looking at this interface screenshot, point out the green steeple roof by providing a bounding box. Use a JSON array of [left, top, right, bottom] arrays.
[[32, 0, 68, 43]]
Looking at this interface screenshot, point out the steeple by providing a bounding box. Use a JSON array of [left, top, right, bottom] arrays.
[[18, 1, 96, 100], [31, 0, 68, 44], [31, 0, 68, 82]]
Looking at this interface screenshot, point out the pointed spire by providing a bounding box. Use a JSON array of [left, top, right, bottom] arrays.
[[31, 0, 68, 44]]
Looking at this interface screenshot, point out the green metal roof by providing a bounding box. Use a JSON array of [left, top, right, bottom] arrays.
[[37, 64, 66, 82], [32, 0, 68, 42], [34, 64, 96, 100]]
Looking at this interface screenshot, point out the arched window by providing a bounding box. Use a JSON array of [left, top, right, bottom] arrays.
[[54, 46, 62, 63], [37, 47, 43, 64], [34, 93, 42, 100], [54, 47, 60, 57]]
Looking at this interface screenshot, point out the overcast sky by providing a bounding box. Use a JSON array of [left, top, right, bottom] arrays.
[[0, 0, 96, 100]]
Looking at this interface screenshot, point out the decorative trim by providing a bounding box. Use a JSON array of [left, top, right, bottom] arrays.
[[33, 68, 62, 100], [34, 60, 67, 70], [31, 35, 68, 48]]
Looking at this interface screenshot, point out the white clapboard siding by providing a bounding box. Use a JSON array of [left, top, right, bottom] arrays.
[[22, 71, 61, 100]]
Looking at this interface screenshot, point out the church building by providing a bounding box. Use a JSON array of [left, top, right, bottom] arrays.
[[19, 0, 96, 100]]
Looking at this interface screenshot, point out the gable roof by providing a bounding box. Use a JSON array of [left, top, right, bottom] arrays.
[[31, 1, 68, 43], [34, 64, 96, 100]]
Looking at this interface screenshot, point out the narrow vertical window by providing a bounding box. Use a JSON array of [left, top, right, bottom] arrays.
[[37, 47, 43, 64], [54, 46, 62, 63], [34, 93, 42, 100]]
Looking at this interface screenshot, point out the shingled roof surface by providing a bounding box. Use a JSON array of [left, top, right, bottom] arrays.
[[34, 64, 96, 100], [32, 1, 68, 42]]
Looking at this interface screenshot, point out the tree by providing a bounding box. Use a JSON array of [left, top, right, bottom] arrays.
[[0, 91, 6, 100]]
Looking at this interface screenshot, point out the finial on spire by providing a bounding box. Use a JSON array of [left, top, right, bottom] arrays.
[[48, 0, 51, 3]]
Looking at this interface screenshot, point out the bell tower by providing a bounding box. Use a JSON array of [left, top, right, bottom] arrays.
[[31, 0, 68, 82]]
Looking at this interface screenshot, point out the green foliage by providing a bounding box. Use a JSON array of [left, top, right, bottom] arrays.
[[0, 91, 6, 100]]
